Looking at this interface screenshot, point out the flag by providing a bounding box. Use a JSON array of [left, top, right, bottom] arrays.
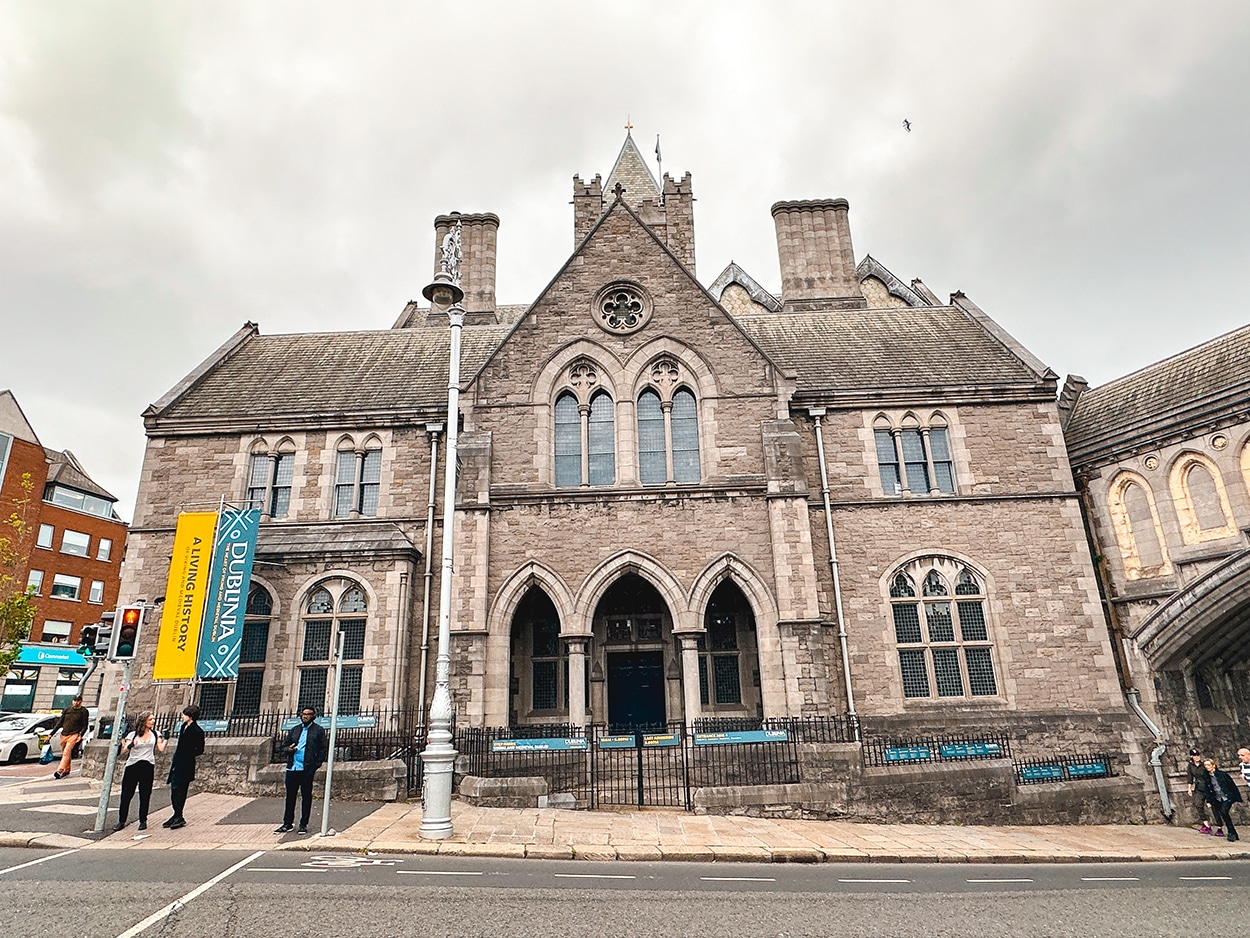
[[195, 507, 261, 679], [655, 135, 662, 163], [153, 512, 218, 680]]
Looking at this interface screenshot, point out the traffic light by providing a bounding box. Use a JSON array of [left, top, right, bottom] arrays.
[[94, 611, 114, 658], [110, 604, 144, 660], [78, 625, 98, 657]]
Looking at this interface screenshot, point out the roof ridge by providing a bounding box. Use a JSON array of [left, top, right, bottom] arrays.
[[1080, 321, 1250, 397]]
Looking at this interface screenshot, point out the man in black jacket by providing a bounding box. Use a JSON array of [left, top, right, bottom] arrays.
[[1186, 748, 1213, 833], [51, 695, 89, 779], [164, 705, 205, 830], [275, 707, 328, 835]]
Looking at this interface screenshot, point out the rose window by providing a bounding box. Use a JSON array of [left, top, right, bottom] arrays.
[[593, 282, 652, 334]]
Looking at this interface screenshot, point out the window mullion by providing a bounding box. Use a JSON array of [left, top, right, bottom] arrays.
[[266, 454, 278, 519], [579, 403, 591, 487], [662, 400, 675, 483], [891, 430, 910, 494], [920, 428, 940, 494], [353, 450, 365, 518]]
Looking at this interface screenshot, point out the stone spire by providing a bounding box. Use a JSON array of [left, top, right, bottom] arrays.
[[604, 130, 661, 205]]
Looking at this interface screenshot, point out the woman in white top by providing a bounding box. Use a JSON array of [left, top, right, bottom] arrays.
[[115, 713, 167, 832]]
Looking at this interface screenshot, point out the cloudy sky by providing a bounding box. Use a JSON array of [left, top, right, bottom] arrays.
[[2, 1, 1248, 520]]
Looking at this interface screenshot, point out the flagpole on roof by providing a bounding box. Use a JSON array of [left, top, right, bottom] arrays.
[[655, 133, 663, 205]]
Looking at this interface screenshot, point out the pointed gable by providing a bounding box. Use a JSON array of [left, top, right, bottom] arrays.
[[604, 132, 661, 204]]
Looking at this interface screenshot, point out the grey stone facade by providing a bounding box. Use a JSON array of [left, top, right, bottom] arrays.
[[113, 133, 1139, 786]]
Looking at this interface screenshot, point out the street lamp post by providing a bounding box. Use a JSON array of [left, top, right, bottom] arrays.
[[419, 230, 465, 839]]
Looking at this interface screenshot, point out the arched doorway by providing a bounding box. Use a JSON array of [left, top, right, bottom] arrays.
[[509, 587, 565, 727], [593, 574, 674, 732], [700, 580, 764, 719]]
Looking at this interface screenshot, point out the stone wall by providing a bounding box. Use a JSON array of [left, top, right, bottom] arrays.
[[79, 736, 405, 802]]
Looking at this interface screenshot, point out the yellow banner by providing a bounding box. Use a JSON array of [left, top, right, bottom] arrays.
[[152, 511, 218, 681]]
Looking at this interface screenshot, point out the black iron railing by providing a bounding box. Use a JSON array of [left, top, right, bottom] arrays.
[[1014, 752, 1116, 785], [862, 732, 1012, 767]]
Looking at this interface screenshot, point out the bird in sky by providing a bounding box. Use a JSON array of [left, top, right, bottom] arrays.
[[903, 119, 912, 132]]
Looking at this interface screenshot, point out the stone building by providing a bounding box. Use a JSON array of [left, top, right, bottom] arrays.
[[1062, 325, 1250, 764], [0, 389, 124, 711], [119, 133, 1131, 766]]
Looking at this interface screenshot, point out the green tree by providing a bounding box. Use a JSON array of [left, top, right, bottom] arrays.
[[0, 472, 38, 677]]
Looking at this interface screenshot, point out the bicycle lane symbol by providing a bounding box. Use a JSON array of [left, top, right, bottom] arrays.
[[302, 855, 404, 869]]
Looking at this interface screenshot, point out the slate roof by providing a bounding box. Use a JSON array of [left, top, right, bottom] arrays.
[[604, 132, 661, 204], [44, 448, 116, 502], [151, 325, 511, 428], [1064, 322, 1250, 467], [732, 305, 1047, 398]]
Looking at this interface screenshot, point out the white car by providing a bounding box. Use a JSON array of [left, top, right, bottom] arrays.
[[0, 709, 99, 764]]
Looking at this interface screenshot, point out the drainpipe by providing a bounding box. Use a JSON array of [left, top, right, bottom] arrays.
[[807, 407, 858, 738], [1126, 687, 1173, 821], [416, 423, 444, 733]]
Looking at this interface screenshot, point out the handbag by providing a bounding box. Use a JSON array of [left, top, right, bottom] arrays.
[[39, 738, 56, 765]]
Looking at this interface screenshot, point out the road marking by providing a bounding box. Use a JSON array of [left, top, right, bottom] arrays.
[[246, 867, 326, 872], [1179, 876, 1232, 881], [837, 878, 912, 884], [0, 849, 78, 876], [554, 873, 636, 880], [966, 878, 1034, 883], [1082, 876, 1139, 882], [114, 849, 264, 938], [397, 870, 485, 876], [700, 876, 777, 883]]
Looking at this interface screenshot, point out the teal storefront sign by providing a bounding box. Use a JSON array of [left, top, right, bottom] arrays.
[[16, 645, 87, 667]]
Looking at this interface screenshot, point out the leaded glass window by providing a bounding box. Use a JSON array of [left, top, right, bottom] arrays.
[[587, 391, 615, 485], [554, 392, 581, 488], [875, 429, 902, 495], [889, 560, 997, 700], [671, 389, 700, 483], [637, 390, 666, 485]]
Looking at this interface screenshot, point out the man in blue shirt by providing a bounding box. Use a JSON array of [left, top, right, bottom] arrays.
[[275, 707, 329, 834]]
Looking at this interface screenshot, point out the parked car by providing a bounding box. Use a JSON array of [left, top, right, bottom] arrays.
[[0, 708, 100, 764], [0, 713, 58, 764]]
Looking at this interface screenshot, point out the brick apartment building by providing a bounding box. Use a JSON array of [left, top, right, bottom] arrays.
[[0, 390, 127, 712]]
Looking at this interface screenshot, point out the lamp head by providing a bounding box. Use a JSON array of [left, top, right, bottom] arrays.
[[422, 270, 465, 310]]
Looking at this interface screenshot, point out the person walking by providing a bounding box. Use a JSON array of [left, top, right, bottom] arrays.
[[115, 713, 167, 832], [1202, 757, 1241, 842], [50, 694, 89, 779], [1237, 748, 1250, 790], [1186, 748, 1213, 833], [275, 707, 328, 835], [163, 704, 205, 830]]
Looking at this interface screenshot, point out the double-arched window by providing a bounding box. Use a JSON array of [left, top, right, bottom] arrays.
[[333, 435, 383, 518], [889, 559, 997, 699], [638, 387, 700, 485], [247, 439, 296, 519], [555, 389, 615, 487]]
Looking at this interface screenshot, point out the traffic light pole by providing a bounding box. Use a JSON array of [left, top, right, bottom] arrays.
[[74, 657, 99, 698], [93, 659, 132, 833]]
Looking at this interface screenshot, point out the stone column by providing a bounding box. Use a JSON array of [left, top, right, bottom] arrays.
[[566, 637, 588, 727], [676, 633, 703, 731]]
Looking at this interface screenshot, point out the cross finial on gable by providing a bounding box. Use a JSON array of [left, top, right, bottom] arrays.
[[624, 116, 633, 133], [613, 182, 625, 201]]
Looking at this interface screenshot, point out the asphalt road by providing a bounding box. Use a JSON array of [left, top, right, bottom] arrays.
[[1, 848, 1247, 938]]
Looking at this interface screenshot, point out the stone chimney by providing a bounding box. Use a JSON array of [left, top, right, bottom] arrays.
[[771, 198, 865, 310], [433, 212, 499, 324]]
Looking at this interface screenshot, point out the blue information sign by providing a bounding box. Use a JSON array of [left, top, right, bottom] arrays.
[[1067, 761, 1108, 778], [885, 746, 932, 762], [693, 729, 788, 746], [491, 737, 588, 753], [939, 742, 1003, 758], [643, 732, 681, 748], [16, 644, 88, 667], [1020, 764, 1065, 781], [199, 719, 231, 733], [279, 715, 378, 731], [599, 735, 636, 749]]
